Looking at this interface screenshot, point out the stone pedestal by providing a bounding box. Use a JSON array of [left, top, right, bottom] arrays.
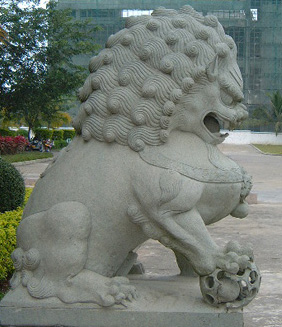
[[0, 275, 243, 327]]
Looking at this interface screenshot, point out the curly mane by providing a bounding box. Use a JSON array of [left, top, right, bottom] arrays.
[[72, 5, 239, 151]]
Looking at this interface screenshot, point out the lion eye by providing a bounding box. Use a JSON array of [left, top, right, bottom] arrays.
[[220, 90, 234, 106]]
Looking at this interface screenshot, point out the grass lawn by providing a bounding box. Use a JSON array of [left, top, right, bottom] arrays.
[[252, 144, 282, 155], [1, 152, 53, 163]]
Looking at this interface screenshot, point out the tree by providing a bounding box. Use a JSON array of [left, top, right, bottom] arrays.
[[252, 91, 282, 135], [0, 25, 8, 45], [42, 108, 72, 129], [0, 0, 100, 139]]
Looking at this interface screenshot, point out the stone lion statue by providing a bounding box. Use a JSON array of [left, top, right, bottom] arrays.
[[11, 6, 260, 308]]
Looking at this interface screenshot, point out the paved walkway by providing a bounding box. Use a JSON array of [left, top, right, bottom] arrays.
[[219, 144, 282, 204], [14, 145, 282, 327], [13, 157, 54, 188]]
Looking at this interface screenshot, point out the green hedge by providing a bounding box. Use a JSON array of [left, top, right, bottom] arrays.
[[0, 129, 28, 138], [62, 129, 75, 140], [17, 130, 29, 138], [53, 130, 64, 140], [34, 128, 53, 140], [0, 188, 33, 281], [52, 129, 76, 140], [54, 140, 68, 149], [0, 129, 17, 137], [0, 128, 75, 141]]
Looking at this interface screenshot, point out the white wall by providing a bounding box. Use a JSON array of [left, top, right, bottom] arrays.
[[223, 130, 282, 145]]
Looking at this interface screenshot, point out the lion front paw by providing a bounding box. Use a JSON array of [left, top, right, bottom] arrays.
[[217, 240, 254, 274], [107, 277, 138, 306], [199, 241, 261, 308]]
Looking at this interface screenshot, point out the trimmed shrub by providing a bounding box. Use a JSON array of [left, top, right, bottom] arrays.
[[0, 136, 28, 155], [34, 128, 53, 140], [0, 207, 23, 280], [0, 188, 32, 281], [0, 129, 17, 137], [62, 129, 75, 140], [17, 129, 29, 138], [54, 140, 68, 149], [0, 129, 28, 138], [53, 129, 64, 140], [0, 158, 25, 213]]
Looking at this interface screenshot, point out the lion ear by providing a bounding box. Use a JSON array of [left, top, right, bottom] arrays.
[[206, 55, 218, 82]]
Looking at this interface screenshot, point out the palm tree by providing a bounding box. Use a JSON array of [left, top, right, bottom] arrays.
[[252, 91, 282, 135], [269, 91, 282, 135]]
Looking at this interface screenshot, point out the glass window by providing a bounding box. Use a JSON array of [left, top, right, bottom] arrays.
[[80, 10, 87, 18], [225, 27, 245, 58], [250, 29, 261, 58]]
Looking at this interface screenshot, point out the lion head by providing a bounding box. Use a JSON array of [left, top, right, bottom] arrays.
[[72, 5, 248, 150]]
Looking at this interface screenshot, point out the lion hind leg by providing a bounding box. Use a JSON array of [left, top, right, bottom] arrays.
[[12, 201, 91, 299], [12, 202, 138, 306]]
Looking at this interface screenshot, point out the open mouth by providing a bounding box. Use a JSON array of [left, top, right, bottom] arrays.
[[203, 113, 229, 139]]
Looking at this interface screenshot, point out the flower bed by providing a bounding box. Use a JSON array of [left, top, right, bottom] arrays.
[[0, 136, 28, 155]]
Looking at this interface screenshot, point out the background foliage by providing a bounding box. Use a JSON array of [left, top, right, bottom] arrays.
[[0, 188, 32, 281], [251, 91, 282, 135], [0, 157, 25, 213], [0, 0, 100, 137]]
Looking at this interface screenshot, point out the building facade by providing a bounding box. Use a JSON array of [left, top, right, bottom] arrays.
[[57, 0, 282, 110]]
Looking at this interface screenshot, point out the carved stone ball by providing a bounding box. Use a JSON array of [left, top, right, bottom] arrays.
[[200, 262, 261, 309]]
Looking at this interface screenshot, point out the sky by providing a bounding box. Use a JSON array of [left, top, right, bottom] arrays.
[[40, 0, 48, 8], [17, 0, 49, 9]]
